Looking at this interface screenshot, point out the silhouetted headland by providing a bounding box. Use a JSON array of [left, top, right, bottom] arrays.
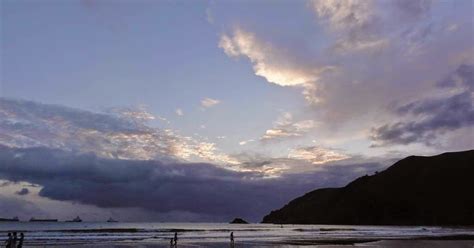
[[262, 150, 474, 225]]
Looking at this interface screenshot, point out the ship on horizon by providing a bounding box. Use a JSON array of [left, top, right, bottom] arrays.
[[0, 216, 19, 222], [65, 216, 82, 222], [29, 217, 58, 222], [107, 217, 118, 223]]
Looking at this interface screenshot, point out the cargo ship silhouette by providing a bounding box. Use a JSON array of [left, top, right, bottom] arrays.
[[66, 216, 82, 222], [29, 217, 58, 222], [107, 217, 118, 222], [0, 217, 19, 222]]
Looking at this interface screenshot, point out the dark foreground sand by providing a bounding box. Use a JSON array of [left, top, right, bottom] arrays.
[[23, 239, 474, 248]]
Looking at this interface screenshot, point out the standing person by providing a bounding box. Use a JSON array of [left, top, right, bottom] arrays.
[[17, 233, 24, 248], [11, 233, 17, 248], [230, 232, 234, 248], [4, 233, 12, 248], [170, 237, 174, 248], [173, 232, 178, 247]]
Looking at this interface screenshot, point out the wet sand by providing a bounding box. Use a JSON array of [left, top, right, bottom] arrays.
[[22, 238, 474, 248], [3, 222, 473, 247]]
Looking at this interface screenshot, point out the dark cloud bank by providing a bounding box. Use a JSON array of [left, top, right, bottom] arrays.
[[0, 98, 387, 221], [372, 64, 474, 146], [0, 145, 383, 222]]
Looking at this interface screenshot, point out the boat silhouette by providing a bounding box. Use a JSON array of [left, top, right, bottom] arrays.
[[0, 216, 19, 222], [66, 216, 82, 222], [107, 217, 118, 222], [30, 217, 58, 222]]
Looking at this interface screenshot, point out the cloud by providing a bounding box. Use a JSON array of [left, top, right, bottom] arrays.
[[15, 188, 29, 196], [371, 64, 474, 146], [0, 98, 233, 165], [232, 145, 356, 176], [219, 28, 334, 104], [0, 195, 45, 218], [286, 0, 474, 143], [219, 30, 316, 86], [371, 92, 474, 146], [175, 108, 184, 116], [201, 97, 220, 108], [217, 0, 460, 125], [310, 0, 434, 55], [185, 141, 239, 165], [310, 0, 384, 54], [0, 146, 385, 221], [0, 99, 355, 175], [239, 139, 254, 146], [107, 106, 169, 124], [288, 146, 350, 164], [437, 64, 474, 91], [332, 37, 389, 54], [261, 112, 316, 142], [393, 0, 432, 20], [108, 106, 156, 122], [0, 180, 13, 187], [311, 0, 375, 32]]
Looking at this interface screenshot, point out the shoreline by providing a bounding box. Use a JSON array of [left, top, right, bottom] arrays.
[[2, 222, 474, 247], [14, 234, 474, 247], [21, 239, 474, 248]]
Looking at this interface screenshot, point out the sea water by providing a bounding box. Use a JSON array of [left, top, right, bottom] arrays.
[[1, 222, 473, 247]]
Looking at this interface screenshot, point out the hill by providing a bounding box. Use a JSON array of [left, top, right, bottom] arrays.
[[262, 150, 474, 225]]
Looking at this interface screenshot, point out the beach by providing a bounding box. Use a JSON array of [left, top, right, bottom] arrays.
[[1, 222, 473, 247]]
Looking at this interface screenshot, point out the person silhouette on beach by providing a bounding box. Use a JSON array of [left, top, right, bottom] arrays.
[[170, 237, 174, 247], [11, 233, 17, 248], [173, 232, 178, 247], [17, 233, 24, 248], [230, 232, 234, 248], [4, 233, 12, 248]]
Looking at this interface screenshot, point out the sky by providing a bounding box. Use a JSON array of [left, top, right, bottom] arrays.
[[0, 0, 473, 222]]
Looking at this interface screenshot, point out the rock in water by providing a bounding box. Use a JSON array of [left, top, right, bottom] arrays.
[[230, 218, 248, 224]]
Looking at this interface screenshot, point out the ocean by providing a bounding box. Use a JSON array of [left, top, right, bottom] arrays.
[[1, 222, 474, 247]]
